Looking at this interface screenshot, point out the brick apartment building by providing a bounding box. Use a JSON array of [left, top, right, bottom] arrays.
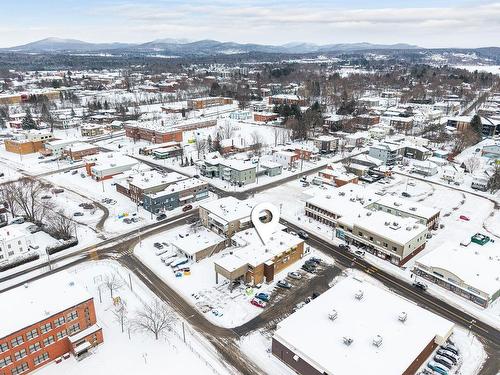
[[62, 143, 99, 161], [186, 97, 233, 110], [124, 124, 183, 144], [0, 273, 103, 375]]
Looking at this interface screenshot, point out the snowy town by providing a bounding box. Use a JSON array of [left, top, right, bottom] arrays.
[[1, 3, 500, 375]]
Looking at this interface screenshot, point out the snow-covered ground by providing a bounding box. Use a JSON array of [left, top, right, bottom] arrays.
[[133, 223, 332, 328], [33, 261, 235, 375]]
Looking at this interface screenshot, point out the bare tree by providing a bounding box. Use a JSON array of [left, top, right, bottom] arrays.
[[273, 127, 280, 147], [105, 274, 123, 299], [0, 182, 18, 218], [464, 156, 481, 173], [250, 130, 264, 156], [488, 164, 500, 193], [195, 138, 207, 159], [5, 178, 53, 224], [220, 120, 234, 139], [112, 300, 128, 333], [133, 299, 177, 340], [46, 210, 75, 240]]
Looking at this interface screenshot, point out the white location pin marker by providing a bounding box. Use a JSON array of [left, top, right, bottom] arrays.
[[251, 202, 280, 246]]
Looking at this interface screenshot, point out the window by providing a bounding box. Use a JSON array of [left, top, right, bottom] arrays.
[[40, 323, 52, 334], [14, 349, 27, 361], [0, 343, 8, 353], [0, 356, 12, 368], [26, 329, 38, 340], [11, 362, 29, 375], [67, 324, 80, 335], [10, 336, 23, 348], [56, 330, 67, 340], [67, 311, 78, 321], [28, 342, 41, 354], [54, 317, 65, 327], [33, 353, 49, 366], [42, 336, 54, 347]]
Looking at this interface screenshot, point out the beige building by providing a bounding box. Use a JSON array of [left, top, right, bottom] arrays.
[[199, 197, 254, 238]]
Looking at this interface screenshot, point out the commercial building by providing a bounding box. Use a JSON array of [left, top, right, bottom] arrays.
[[268, 94, 307, 107], [187, 97, 233, 110], [84, 154, 138, 181], [171, 227, 226, 262], [124, 123, 183, 144], [367, 196, 441, 229], [214, 227, 304, 286], [254, 112, 278, 122], [44, 139, 78, 157], [272, 276, 454, 375], [62, 143, 99, 161], [0, 227, 30, 263], [336, 209, 428, 265], [413, 240, 500, 308], [4, 131, 54, 155], [0, 273, 103, 375], [115, 169, 187, 203], [199, 197, 254, 238], [200, 158, 256, 186], [80, 124, 105, 137], [142, 177, 209, 213]]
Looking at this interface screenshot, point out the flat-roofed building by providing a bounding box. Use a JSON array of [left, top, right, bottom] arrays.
[[414, 240, 500, 307], [272, 276, 454, 375], [199, 197, 254, 238], [0, 272, 103, 375]]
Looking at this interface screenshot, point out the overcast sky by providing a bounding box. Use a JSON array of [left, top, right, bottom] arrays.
[[1, 0, 499, 48]]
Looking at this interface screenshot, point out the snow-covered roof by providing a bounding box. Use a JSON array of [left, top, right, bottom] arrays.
[[219, 159, 255, 171], [373, 196, 440, 220], [0, 226, 26, 242], [65, 142, 97, 152], [338, 209, 427, 246], [200, 197, 254, 223], [415, 241, 500, 297], [146, 178, 207, 198], [0, 272, 92, 339], [171, 227, 225, 256], [274, 276, 454, 375], [127, 170, 187, 190]]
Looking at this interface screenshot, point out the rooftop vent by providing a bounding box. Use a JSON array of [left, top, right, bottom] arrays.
[[372, 335, 383, 347], [406, 227, 412, 231], [394, 202, 401, 207], [409, 207, 417, 211], [343, 337, 354, 346], [398, 311, 407, 323], [328, 309, 338, 321], [354, 290, 364, 300]]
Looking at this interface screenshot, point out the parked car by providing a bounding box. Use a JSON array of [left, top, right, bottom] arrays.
[[287, 271, 302, 280], [73, 212, 84, 217], [289, 231, 297, 236], [298, 230, 309, 240], [413, 281, 428, 291], [71, 170, 78, 175], [170, 257, 189, 268], [153, 242, 164, 249], [339, 244, 350, 251], [27, 225, 41, 234], [441, 344, 459, 356], [0, 172, 4, 177], [10, 217, 25, 224], [41, 195, 52, 200], [436, 349, 458, 364], [183, 204, 193, 212], [293, 302, 306, 311], [255, 292, 270, 302], [308, 257, 321, 264], [459, 215, 470, 221], [354, 250, 365, 257], [277, 280, 292, 289], [156, 213, 167, 221], [302, 264, 316, 273], [434, 355, 453, 369], [312, 292, 320, 299], [251, 298, 266, 308], [401, 192, 411, 198], [427, 361, 448, 375]]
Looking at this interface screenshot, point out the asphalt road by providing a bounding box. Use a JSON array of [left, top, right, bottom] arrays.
[[282, 218, 500, 375]]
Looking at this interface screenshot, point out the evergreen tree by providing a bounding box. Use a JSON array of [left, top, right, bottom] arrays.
[[207, 134, 213, 152], [22, 108, 36, 130], [190, 157, 194, 166], [0, 117, 5, 129], [470, 114, 483, 139]]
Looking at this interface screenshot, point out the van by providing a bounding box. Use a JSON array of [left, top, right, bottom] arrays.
[[10, 217, 25, 224], [170, 257, 189, 268]]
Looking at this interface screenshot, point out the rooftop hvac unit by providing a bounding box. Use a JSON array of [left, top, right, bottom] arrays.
[[343, 336, 353, 346], [406, 227, 412, 231], [339, 192, 346, 196], [372, 335, 383, 347], [328, 309, 338, 321], [398, 311, 407, 323], [394, 202, 401, 206], [354, 290, 364, 300], [409, 207, 417, 211]]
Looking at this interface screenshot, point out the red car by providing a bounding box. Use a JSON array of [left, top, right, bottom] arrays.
[[250, 298, 266, 308], [459, 215, 470, 221]]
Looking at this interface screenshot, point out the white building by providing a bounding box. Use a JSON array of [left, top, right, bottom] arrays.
[[0, 226, 30, 263], [413, 161, 438, 176], [272, 151, 296, 168], [272, 276, 454, 375], [45, 139, 78, 157]]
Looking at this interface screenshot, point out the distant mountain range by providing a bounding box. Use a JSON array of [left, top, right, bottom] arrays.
[[3, 37, 421, 55]]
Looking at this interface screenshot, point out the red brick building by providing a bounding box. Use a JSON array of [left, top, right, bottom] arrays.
[[0, 273, 103, 375], [124, 124, 183, 144], [254, 112, 278, 122]]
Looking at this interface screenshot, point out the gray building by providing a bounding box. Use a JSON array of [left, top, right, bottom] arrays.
[[368, 143, 403, 165], [142, 178, 209, 214]]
